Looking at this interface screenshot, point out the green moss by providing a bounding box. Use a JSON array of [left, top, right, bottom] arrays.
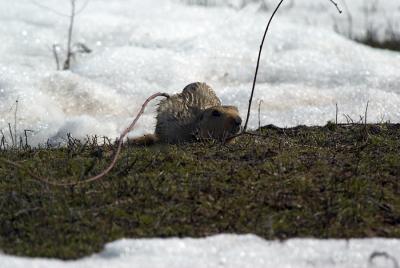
[[0, 123, 399, 259]]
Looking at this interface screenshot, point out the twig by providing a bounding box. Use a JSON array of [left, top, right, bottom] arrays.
[[19, 136, 24, 149], [103, 136, 112, 147], [343, 114, 354, 124], [24, 130, 33, 148], [74, 42, 92, 53], [364, 101, 369, 125], [14, 99, 18, 147], [0, 93, 169, 187], [335, 103, 338, 125], [29, 0, 70, 17], [8, 123, 14, 148], [52, 44, 60, 70], [30, 0, 90, 70], [63, 0, 76, 70], [329, 0, 342, 14], [364, 100, 369, 139], [29, 0, 89, 17], [0, 130, 5, 150], [258, 99, 263, 131], [243, 0, 341, 132], [243, 0, 284, 132], [75, 0, 90, 15]]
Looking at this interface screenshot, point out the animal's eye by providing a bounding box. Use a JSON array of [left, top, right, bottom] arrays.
[[212, 110, 221, 117]]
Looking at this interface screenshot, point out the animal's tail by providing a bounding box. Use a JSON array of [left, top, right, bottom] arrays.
[[128, 134, 159, 146]]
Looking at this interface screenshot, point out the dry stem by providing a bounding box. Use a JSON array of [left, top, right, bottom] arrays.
[[63, 0, 76, 70], [52, 44, 61, 70], [243, 0, 284, 132], [14, 99, 18, 147], [329, 0, 342, 14], [243, 0, 342, 132]]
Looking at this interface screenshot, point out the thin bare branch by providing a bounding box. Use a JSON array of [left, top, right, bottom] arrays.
[[8, 123, 14, 148], [29, 0, 70, 17], [329, 0, 343, 14], [243, 0, 341, 131], [0, 130, 6, 150], [364, 101, 369, 125], [74, 42, 92, 54], [14, 99, 18, 147], [243, 0, 284, 132], [30, 0, 90, 70], [24, 130, 34, 148], [75, 0, 90, 15], [343, 114, 354, 124], [335, 103, 338, 125], [29, 0, 89, 17], [63, 0, 76, 70], [364, 100, 370, 139], [52, 44, 60, 70], [258, 99, 263, 131]]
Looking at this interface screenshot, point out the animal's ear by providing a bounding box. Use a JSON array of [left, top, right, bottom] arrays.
[[212, 110, 221, 117]]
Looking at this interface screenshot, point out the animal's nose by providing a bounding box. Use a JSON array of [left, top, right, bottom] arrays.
[[234, 117, 242, 126]]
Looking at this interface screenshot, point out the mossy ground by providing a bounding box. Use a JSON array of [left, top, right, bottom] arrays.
[[0, 123, 399, 259]]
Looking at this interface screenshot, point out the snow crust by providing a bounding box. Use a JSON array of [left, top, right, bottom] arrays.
[[0, 0, 399, 145], [1, 235, 400, 268]]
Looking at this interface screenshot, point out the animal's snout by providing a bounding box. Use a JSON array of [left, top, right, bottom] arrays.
[[234, 116, 242, 126]]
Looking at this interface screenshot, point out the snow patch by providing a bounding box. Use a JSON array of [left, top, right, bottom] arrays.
[[1, 235, 399, 268]]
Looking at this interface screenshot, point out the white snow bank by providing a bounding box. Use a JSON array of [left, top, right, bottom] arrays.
[[1, 235, 399, 268], [0, 0, 400, 145]]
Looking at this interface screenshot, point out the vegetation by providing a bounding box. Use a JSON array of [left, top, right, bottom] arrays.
[[355, 34, 400, 52], [0, 123, 399, 259]]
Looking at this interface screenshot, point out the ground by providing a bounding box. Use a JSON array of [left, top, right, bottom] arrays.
[[0, 123, 399, 259]]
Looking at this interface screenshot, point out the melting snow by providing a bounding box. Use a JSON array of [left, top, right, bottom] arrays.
[[1, 235, 400, 268]]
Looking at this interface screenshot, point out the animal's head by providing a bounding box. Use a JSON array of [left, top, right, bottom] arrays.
[[196, 105, 242, 141]]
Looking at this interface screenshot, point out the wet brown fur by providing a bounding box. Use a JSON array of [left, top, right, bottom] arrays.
[[129, 82, 242, 145]]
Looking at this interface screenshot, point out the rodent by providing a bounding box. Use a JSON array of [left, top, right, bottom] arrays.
[[130, 82, 242, 145]]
